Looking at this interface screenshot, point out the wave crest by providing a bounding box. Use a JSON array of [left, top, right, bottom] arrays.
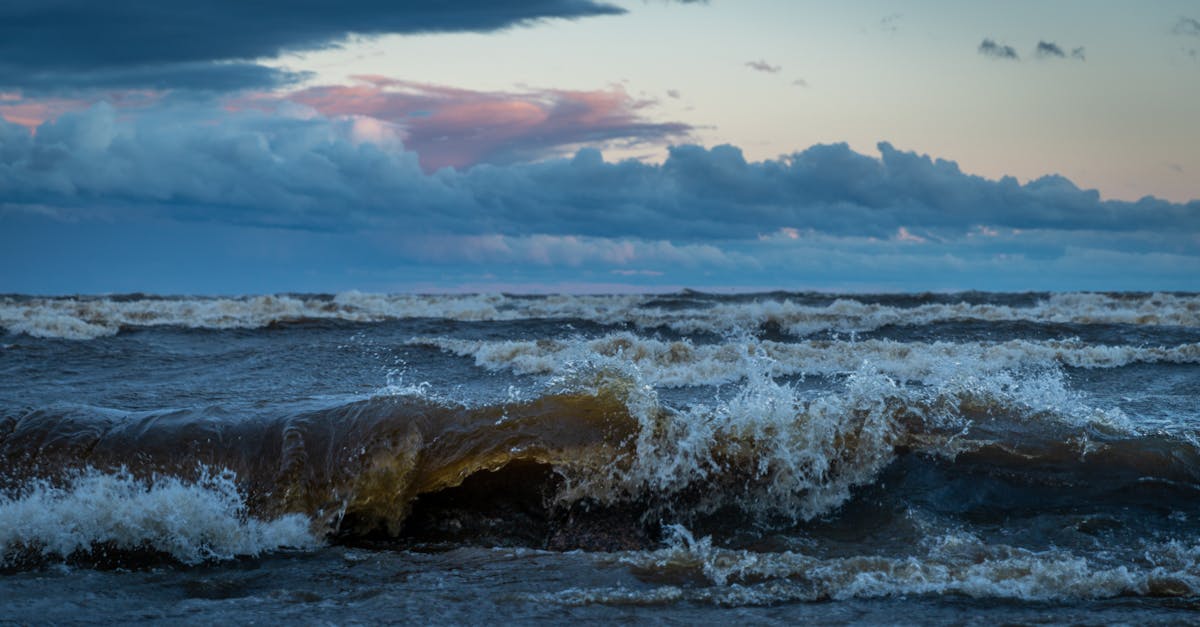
[[411, 332, 1200, 387], [0, 468, 318, 568], [4, 291, 1198, 339], [1, 354, 1187, 558]]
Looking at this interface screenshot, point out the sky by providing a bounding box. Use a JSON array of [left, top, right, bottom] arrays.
[[0, 0, 1197, 294]]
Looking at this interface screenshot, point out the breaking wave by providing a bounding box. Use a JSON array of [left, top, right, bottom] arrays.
[[410, 332, 1200, 387], [3, 291, 1198, 340], [5, 347, 1188, 570], [527, 527, 1200, 606], [0, 468, 318, 569]]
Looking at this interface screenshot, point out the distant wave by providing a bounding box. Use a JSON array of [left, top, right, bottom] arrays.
[[2, 291, 1198, 339], [410, 332, 1200, 387]]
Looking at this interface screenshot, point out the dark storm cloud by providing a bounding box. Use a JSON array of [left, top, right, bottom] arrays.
[[0, 1, 623, 92], [503, 142, 1197, 240], [978, 39, 1019, 60], [1, 63, 311, 94], [2, 102, 1196, 243]]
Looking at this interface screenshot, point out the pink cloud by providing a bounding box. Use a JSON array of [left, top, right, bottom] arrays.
[[895, 226, 928, 243], [8, 79, 688, 172], [282, 76, 692, 171], [0, 90, 163, 131], [0, 94, 88, 130]]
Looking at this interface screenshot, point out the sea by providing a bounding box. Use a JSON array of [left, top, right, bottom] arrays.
[[2, 290, 1200, 624]]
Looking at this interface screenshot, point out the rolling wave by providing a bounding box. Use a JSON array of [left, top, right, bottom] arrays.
[[410, 332, 1200, 387], [3, 357, 1190, 569], [3, 291, 1197, 339]]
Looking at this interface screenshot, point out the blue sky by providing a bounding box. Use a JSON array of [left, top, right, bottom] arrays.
[[0, 0, 1197, 294]]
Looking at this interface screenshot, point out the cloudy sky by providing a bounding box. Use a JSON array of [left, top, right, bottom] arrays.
[[1, 0, 1197, 294]]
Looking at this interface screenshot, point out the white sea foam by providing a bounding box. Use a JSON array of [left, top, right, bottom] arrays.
[[411, 332, 1200, 387], [2, 291, 1198, 339], [0, 293, 513, 340], [548, 344, 1130, 522], [526, 526, 1200, 606], [0, 468, 320, 566], [649, 292, 1200, 337]]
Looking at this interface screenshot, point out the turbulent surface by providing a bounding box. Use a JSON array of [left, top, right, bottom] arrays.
[[2, 291, 1199, 623]]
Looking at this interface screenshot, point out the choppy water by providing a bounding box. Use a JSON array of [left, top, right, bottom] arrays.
[[3, 291, 1200, 623]]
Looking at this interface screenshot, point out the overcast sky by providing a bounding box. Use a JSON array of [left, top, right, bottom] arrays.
[[1, 0, 1197, 293]]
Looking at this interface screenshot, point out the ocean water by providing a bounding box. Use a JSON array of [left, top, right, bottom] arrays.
[[2, 291, 1200, 624]]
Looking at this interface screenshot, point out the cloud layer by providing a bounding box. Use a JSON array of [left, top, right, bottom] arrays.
[[1, 101, 1195, 292], [2, 101, 1196, 242], [0, 1, 624, 92]]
